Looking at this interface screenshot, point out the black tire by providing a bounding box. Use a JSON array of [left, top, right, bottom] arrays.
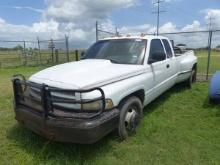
[[118, 96, 143, 140], [187, 68, 197, 88]]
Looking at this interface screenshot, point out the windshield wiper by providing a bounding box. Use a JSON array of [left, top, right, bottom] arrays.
[[107, 58, 120, 64]]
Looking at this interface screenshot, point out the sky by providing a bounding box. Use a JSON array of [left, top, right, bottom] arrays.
[[0, 0, 220, 48]]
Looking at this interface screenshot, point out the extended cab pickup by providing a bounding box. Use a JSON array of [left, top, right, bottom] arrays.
[[12, 35, 198, 144]]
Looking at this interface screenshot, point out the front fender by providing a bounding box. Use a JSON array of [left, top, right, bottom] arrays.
[[101, 72, 153, 107]]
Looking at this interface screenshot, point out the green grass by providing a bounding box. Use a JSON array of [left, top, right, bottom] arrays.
[[0, 50, 80, 68], [195, 50, 220, 74], [0, 66, 220, 164], [1, 49, 220, 75]]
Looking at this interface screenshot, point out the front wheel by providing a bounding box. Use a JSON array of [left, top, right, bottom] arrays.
[[118, 96, 143, 140], [187, 68, 197, 88]]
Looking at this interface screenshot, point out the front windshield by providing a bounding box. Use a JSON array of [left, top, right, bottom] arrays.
[[84, 39, 147, 64]]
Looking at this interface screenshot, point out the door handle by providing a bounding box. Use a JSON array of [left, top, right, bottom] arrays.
[[166, 64, 170, 68]]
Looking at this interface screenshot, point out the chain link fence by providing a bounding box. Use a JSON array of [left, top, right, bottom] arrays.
[[158, 30, 220, 80], [96, 24, 220, 80], [210, 30, 220, 76], [1, 23, 220, 81], [95, 21, 119, 41]]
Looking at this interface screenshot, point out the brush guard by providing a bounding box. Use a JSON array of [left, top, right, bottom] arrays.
[[11, 74, 106, 119]]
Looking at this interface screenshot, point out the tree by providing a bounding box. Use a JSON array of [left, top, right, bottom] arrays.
[[13, 44, 23, 50]]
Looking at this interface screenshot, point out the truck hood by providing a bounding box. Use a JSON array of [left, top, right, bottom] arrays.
[[29, 59, 145, 89]]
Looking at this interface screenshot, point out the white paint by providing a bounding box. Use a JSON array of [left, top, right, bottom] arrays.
[[29, 35, 198, 107]]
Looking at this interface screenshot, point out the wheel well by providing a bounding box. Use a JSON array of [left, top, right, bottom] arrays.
[[192, 63, 197, 71], [118, 89, 145, 107], [192, 63, 197, 82]]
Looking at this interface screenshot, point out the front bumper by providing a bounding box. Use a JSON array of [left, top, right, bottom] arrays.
[[11, 75, 119, 144], [15, 106, 119, 144]]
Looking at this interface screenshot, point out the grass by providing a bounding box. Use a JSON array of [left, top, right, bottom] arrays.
[[0, 66, 220, 164], [0, 50, 80, 68], [195, 50, 220, 74], [1, 49, 220, 75]]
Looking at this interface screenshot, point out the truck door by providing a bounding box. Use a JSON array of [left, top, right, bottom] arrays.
[[162, 39, 177, 86], [148, 39, 172, 98]]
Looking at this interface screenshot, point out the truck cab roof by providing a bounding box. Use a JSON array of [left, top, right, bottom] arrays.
[[101, 35, 170, 41]]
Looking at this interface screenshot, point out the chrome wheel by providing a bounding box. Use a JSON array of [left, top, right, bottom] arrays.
[[188, 69, 196, 88], [124, 106, 141, 134], [118, 96, 143, 140]]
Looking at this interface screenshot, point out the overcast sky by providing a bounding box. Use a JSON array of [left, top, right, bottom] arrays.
[[0, 0, 220, 48]]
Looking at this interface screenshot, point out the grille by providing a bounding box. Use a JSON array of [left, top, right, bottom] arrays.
[[29, 86, 41, 101], [28, 85, 81, 110], [12, 77, 106, 119]]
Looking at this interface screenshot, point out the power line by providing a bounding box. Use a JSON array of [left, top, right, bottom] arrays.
[[166, 3, 197, 21], [165, 3, 212, 30], [152, 0, 166, 35]]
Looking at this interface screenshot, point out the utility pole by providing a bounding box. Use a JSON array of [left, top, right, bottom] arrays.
[[152, 0, 166, 35]]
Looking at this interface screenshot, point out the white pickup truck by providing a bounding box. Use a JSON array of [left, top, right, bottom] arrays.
[[12, 35, 197, 144]]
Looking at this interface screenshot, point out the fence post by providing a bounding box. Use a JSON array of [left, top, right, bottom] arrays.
[[75, 50, 79, 61], [50, 39, 55, 63], [206, 30, 213, 80], [23, 40, 27, 66], [96, 21, 99, 41], [55, 49, 59, 64], [37, 37, 41, 65], [65, 35, 70, 62]]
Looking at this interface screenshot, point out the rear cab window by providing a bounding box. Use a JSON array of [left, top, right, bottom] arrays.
[[162, 39, 173, 58]]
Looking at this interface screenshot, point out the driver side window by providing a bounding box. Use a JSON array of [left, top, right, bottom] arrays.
[[148, 39, 166, 63]]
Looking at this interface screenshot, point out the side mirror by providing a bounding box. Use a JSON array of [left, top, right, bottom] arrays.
[[148, 52, 166, 64]]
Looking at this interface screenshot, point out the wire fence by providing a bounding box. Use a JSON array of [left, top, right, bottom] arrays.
[[1, 21, 220, 81], [154, 30, 220, 80], [95, 24, 220, 80], [0, 36, 81, 68], [95, 21, 119, 41]]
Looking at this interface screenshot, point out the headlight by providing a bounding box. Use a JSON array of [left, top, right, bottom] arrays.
[[82, 99, 114, 111]]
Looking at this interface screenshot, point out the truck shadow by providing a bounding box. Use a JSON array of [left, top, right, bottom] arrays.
[[143, 83, 189, 115], [7, 124, 119, 163], [6, 83, 189, 163]]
